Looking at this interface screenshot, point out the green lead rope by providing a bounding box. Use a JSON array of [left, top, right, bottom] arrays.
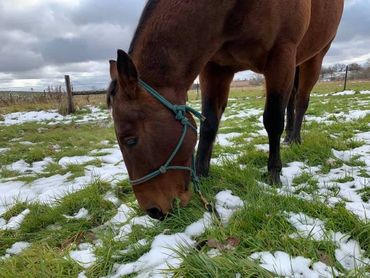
[[130, 79, 220, 219]]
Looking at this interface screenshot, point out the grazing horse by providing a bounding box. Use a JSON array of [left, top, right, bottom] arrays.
[[107, 0, 344, 219]]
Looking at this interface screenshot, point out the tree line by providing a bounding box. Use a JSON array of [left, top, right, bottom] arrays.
[[320, 60, 370, 81]]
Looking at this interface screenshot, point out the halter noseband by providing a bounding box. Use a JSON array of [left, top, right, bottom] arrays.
[[129, 79, 205, 194]]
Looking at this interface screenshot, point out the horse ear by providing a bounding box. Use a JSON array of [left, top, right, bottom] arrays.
[[109, 60, 117, 80], [116, 49, 138, 99]]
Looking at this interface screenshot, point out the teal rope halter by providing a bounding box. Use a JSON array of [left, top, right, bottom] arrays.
[[129, 79, 204, 194]]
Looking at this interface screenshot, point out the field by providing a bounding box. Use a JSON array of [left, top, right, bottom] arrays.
[[0, 81, 369, 277]]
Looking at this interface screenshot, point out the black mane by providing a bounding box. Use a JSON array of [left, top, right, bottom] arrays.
[[128, 0, 159, 54]]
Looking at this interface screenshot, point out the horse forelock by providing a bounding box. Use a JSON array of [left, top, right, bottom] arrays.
[[107, 79, 117, 108]]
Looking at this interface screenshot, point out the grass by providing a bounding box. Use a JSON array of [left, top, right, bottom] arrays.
[[0, 81, 370, 277]]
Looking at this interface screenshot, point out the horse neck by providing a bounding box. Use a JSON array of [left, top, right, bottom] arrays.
[[129, 2, 227, 104]]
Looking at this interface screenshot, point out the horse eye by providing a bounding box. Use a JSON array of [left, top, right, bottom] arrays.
[[124, 137, 138, 147]]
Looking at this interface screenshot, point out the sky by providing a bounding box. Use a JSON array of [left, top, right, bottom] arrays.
[[0, 0, 369, 91]]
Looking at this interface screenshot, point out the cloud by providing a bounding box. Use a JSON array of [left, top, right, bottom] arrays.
[[0, 0, 369, 90]]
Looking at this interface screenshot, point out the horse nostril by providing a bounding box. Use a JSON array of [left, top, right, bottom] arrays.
[[146, 207, 165, 220]]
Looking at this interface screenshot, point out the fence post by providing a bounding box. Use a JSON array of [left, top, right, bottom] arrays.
[[65, 75, 75, 114], [343, 65, 349, 91]]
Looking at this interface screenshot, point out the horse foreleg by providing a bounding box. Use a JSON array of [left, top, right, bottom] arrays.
[[264, 44, 296, 185], [196, 62, 234, 177]]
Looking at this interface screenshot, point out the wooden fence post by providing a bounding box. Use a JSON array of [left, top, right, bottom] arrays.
[[65, 75, 75, 114], [343, 65, 349, 91]]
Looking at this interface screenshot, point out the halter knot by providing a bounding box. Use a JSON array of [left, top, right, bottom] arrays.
[[159, 166, 167, 174], [174, 105, 187, 121]]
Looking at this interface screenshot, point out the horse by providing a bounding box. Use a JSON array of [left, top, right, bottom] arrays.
[[107, 0, 344, 219]]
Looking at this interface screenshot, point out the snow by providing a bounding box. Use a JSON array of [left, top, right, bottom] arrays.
[[255, 144, 269, 152], [114, 215, 158, 241], [0, 106, 110, 126], [0, 209, 30, 230], [250, 251, 338, 278], [6, 157, 53, 174], [6, 241, 31, 255], [1, 110, 65, 126], [216, 132, 241, 147], [108, 190, 243, 277], [284, 212, 370, 273], [1, 241, 31, 261], [63, 208, 89, 220], [306, 109, 370, 124], [275, 128, 370, 222], [103, 191, 121, 206], [0, 145, 127, 216], [184, 212, 212, 237], [280, 161, 306, 186], [58, 156, 97, 167], [0, 147, 10, 154], [69, 243, 96, 268], [333, 90, 356, 96], [285, 212, 326, 241], [211, 153, 239, 166], [222, 108, 262, 120], [105, 204, 134, 226]]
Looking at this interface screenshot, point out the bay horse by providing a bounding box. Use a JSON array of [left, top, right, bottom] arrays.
[[107, 0, 344, 219]]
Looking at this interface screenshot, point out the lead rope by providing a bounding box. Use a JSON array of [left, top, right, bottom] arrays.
[[191, 155, 221, 220], [132, 79, 220, 220]]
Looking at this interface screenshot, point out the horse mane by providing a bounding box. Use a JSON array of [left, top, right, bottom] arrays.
[[128, 0, 159, 55]]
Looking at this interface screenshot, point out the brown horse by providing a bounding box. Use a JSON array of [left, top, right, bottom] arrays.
[[108, 0, 344, 219]]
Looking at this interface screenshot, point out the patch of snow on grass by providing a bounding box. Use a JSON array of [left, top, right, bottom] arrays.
[[333, 90, 356, 96], [1, 110, 64, 126], [216, 132, 241, 147], [69, 243, 96, 268], [109, 190, 243, 277], [0, 106, 110, 126], [281, 161, 306, 187], [58, 156, 97, 167], [0, 209, 30, 230], [6, 157, 53, 174], [0, 148, 10, 154], [114, 215, 158, 241], [285, 212, 326, 241], [306, 110, 370, 124], [284, 212, 370, 272], [105, 204, 134, 226], [333, 232, 370, 270], [250, 251, 338, 278], [215, 190, 244, 225], [5, 241, 31, 255], [63, 208, 89, 220], [211, 153, 239, 166], [0, 145, 128, 214], [222, 108, 262, 120], [255, 144, 269, 152]]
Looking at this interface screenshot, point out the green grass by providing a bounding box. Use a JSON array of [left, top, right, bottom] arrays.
[[1, 84, 370, 277]]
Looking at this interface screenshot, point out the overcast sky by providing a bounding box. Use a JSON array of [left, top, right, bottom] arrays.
[[0, 0, 369, 91]]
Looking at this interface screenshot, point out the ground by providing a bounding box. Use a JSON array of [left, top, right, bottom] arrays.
[[0, 82, 369, 277]]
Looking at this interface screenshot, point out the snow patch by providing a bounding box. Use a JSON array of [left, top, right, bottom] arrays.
[[250, 251, 338, 278], [0, 209, 30, 230], [63, 208, 89, 220], [69, 243, 96, 268]]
